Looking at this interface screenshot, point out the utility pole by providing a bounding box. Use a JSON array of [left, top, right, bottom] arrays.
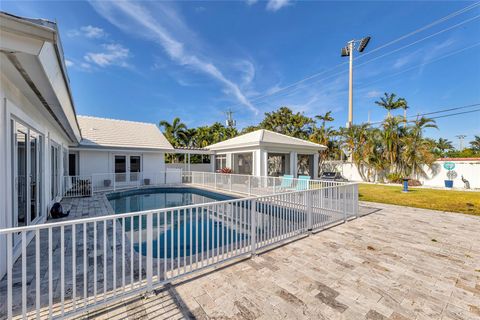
[[341, 36, 371, 128]]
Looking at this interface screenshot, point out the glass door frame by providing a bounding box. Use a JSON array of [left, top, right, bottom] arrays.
[[11, 118, 44, 231], [113, 154, 142, 183]]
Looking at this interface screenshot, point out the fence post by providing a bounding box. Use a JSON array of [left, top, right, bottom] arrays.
[[307, 191, 313, 232], [354, 184, 359, 218], [343, 186, 347, 222], [251, 199, 257, 256], [113, 174, 116, 191], [146, 212, 153, 291], [202, 171, 205, 186], [248, 176, 252, 195], [229, 175, 232, 191], [214, 173, 217, 189]]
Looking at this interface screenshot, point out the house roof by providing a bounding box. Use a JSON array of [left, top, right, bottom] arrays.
[[77, 116, 174, 151], [206, 129, 326, 151]]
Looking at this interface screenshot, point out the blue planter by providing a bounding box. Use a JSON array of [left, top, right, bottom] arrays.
[[444, 180, 453, 188]]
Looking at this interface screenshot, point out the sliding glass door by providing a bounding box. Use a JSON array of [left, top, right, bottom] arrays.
[[114, 155, 142, 183], [12, 120, 43, 229]]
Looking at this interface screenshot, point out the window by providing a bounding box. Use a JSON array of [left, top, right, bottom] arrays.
[[267, 153, 290, 176], [233, 152, 253, 175], [115, 155, 127, 182], [130, 156, 141, 181], [297, 154, 314, 178], [215, 154, 227, 171]]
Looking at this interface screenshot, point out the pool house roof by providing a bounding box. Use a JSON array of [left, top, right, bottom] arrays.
[[76, 116, 174, 151], [206, 129, 326, 152]]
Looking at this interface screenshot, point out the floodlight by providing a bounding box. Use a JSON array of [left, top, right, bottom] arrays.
[[341, 47, 349, 57], [358, 36, 371, 52]]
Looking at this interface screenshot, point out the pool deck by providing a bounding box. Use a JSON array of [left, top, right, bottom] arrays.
[[2, 194, 480, 319], [79, 202, 480, 320]]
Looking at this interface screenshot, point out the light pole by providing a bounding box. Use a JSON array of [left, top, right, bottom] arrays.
[[341, 36, 371, 128]]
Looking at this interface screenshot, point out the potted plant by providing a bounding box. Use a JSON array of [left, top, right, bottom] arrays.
[[144, 178, 150, 185], [104, 179, 111, 187], [443, 161, 456, 188], [444, 170, 456, 188]]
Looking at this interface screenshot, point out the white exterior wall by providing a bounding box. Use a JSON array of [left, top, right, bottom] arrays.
[[77, 149, 166, 176], [0, 72, 72, 277]]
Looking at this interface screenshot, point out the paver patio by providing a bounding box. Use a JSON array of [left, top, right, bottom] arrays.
[[2, 195, 479, 319], [76, 202, 480, 320]]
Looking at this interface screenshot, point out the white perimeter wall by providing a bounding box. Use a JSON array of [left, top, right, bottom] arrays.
[[331, 160, 480, 189], [165, 163, 212, 172]]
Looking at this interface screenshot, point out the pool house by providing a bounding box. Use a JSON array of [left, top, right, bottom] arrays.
[[207, 129, 326, 178]]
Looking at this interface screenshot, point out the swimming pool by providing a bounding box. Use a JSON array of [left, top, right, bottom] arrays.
[[107, 187, 247, 258], [108, 187, 236, 214]]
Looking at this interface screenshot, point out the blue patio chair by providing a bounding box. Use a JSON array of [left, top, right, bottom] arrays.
[[296, 175, 311, 191], [279, 175, 294, 190]]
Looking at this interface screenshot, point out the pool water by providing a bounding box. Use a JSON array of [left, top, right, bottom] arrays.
[[108, 187, 236, 214], [107, 187, 247, 258]]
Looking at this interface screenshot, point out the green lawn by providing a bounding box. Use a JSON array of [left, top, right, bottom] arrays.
[[359, 184, 480, 215]]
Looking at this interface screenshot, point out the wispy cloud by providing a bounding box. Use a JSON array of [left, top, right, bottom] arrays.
[[266, 0, 292, 12], [245, 0, 258, 5], [65, 59, 74, 67], [90, 1, 259, 115], [366, 90, 382, 98], [68, 25, 106, 38], [84, 43, 131, 68]]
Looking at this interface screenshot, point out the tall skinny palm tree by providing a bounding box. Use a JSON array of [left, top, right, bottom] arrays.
[[375, 93, 407, 118]]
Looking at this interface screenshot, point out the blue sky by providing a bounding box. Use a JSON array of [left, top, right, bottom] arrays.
[[2, 1, 480, 146]]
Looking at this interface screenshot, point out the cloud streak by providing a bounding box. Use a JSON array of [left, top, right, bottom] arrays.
[[90, 1, 259, 114], [266, 0, 291, 12]]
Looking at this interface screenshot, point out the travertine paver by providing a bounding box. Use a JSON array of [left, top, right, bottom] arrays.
[[2, 196, 480, 319], [81, 202, 480, 319]]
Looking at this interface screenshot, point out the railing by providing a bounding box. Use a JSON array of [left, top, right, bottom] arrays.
[[63, 176, 93, 198], [188, 171, 346, 196], [0, 180, 358, 319]]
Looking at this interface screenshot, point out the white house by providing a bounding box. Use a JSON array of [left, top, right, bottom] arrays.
[[0, 12, 174, 277], [71, 115, 174, 189], [207, 129, 326, 178]]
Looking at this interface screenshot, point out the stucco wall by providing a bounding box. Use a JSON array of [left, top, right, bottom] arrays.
[[165, 163, 211, 172], [77, 150, 166, 176], [328, 160, 480, 189]]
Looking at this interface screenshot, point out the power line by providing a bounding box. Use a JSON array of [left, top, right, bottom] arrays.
[[429, 108, 480, 120], [266, 40, 480, 106], [246, 12, 480, 108], [368, 103, 480, 126], [227, 2, 480, 109]]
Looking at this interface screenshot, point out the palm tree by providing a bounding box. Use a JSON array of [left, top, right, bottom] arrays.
[[315, 111, 334, 124], [159, 117, 187, 146], [470, 135, 480, 151], [375, 93, 407, 118], [400, 102, 409, 127], [436, 138, 453, 156]]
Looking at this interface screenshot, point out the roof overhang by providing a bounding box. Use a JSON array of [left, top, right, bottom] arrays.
[[70, 144, 175, 153], [0, 12, 81, 144], [207, 141, 326, 152]]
